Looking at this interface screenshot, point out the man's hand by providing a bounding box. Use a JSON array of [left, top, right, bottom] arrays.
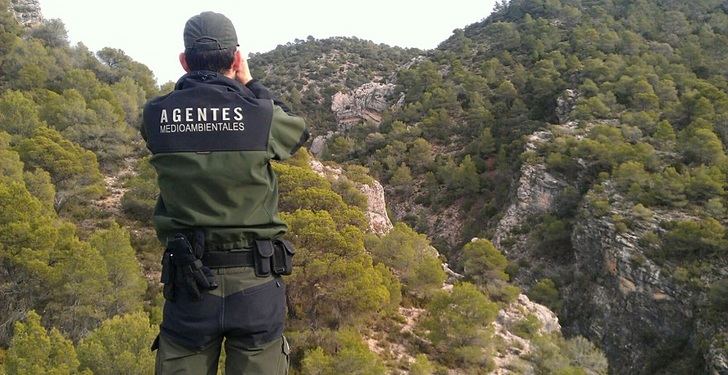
[[235, 55, 253, 85]]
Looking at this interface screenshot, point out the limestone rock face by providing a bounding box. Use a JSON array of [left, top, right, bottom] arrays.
[[555, 89, 579, 124], [491, 294, 562, 374], [309, 158, 393, 235], [331, 82, 398, 131], [492, 124, 579, 285], [10, 0, 42, 26], [493, 120, 728, 374], [309, 132, 333, 157], [566, 192, 697, 373], [493, 129, 566, 246], [707, 335, 728, 375]]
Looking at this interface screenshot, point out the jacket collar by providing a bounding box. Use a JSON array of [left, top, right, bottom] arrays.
[[174, 70, 255, 98]]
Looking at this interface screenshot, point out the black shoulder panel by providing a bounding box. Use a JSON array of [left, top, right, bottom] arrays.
[[143, 86, 272, 154]]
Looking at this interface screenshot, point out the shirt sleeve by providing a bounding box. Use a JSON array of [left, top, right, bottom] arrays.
[[269, 104, 309, 160], [246, 79, 294, 113]]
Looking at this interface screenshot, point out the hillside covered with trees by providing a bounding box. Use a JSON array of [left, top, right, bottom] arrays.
[[3, 0, 728, 373], [249, 0, 728, 373], [0, 0, 612, 374]]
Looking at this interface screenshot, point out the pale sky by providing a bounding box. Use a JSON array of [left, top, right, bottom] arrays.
[[37, 0, 496, 84]]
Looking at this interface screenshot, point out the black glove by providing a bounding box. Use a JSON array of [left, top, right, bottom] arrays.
[[161, 234, 218, 301]]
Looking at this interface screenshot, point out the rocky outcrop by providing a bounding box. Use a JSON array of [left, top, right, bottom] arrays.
[[707, 334, 728, 375], [555, 89, 579, 124], [309, 158, 393, 234], [495, 119, 728, 374], [492, 123, 581, 285], [309, 131, 333, 157], [10, 0, 42, 26], [319, 152, 566, 374], [492, 294, 561, 374], [314, 81, 403, 156], [493, 129, 567, 249], [565, 189, 697, 373], [331, 82, 400, 131]]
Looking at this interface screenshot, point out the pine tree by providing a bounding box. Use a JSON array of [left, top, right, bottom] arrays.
[[89, 223, 146, 316], [4, 311, 83, 375], [77, 312, 157, 375]]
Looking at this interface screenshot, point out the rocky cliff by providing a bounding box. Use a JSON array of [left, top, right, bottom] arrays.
[[330, 82, 402, 131], [491, 294, 562, 374], [492, 125, 573, 284], [565, 186, 703, 373], [309, 158, 393, 234], [493, 116, 728, 373], [311, 71, 407, 157], [9, 0, 41, 26]]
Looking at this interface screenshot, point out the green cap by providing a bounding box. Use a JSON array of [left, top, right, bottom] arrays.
[[184, 11, 239, 51]]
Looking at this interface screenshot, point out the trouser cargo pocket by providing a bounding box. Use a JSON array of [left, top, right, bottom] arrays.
[[224, 278, 286, 347]]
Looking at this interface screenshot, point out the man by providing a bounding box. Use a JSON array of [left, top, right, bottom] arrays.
[[141, 11, 308, 375]]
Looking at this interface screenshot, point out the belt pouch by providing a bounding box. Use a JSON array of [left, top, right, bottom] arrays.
[[272, 240, 295, 275], [254, 240, 274, 277]]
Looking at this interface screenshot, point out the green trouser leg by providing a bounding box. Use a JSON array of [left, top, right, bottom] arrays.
[[155, 334, 221, 375], [225, 335, 290, 374], [155, 334, 289, 375]]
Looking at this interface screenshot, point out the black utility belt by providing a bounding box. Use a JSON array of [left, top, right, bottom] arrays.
[[160, 234, 296, 302], [201, 250, 254, 268], [201, 239, 295, 277]]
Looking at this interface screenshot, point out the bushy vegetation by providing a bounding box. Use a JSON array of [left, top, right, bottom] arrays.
[[529, 334, 608, 375], [0, 128, 146, 346], [2, 0, 671, 372], [299, 329, 386, 375], [528, 279, 562, 312], [365, 222, 446, 298], [461, 239, 521, 303], [0, 3, 166, 373], [120, 156, 157, 223], [421, 282, 499, 371]]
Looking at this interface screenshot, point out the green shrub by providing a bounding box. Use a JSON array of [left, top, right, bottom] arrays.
[[529, 279, 562, 311], [709, 279, 728, 312], [461, 239, 520, 303], [661, 219, 727, 258], [331, 178, 368, 210], [410, 354, 435, 375], [530, 334, 607, 375], [77, 312, 157, 375], [121, 157, 157, 222], [4, 311, 82, 375], [631, 204, 653, 221], [301, 329, 386, 375], [422, 283, 498, 370], [512, 314, 543, 339]]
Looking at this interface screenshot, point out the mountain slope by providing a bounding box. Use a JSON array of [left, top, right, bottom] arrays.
[[250, 0, 728, 373], [0, 2, 611, 374]]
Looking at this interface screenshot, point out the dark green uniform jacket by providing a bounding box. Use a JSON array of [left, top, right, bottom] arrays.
[[142, 71, 308, 250]]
